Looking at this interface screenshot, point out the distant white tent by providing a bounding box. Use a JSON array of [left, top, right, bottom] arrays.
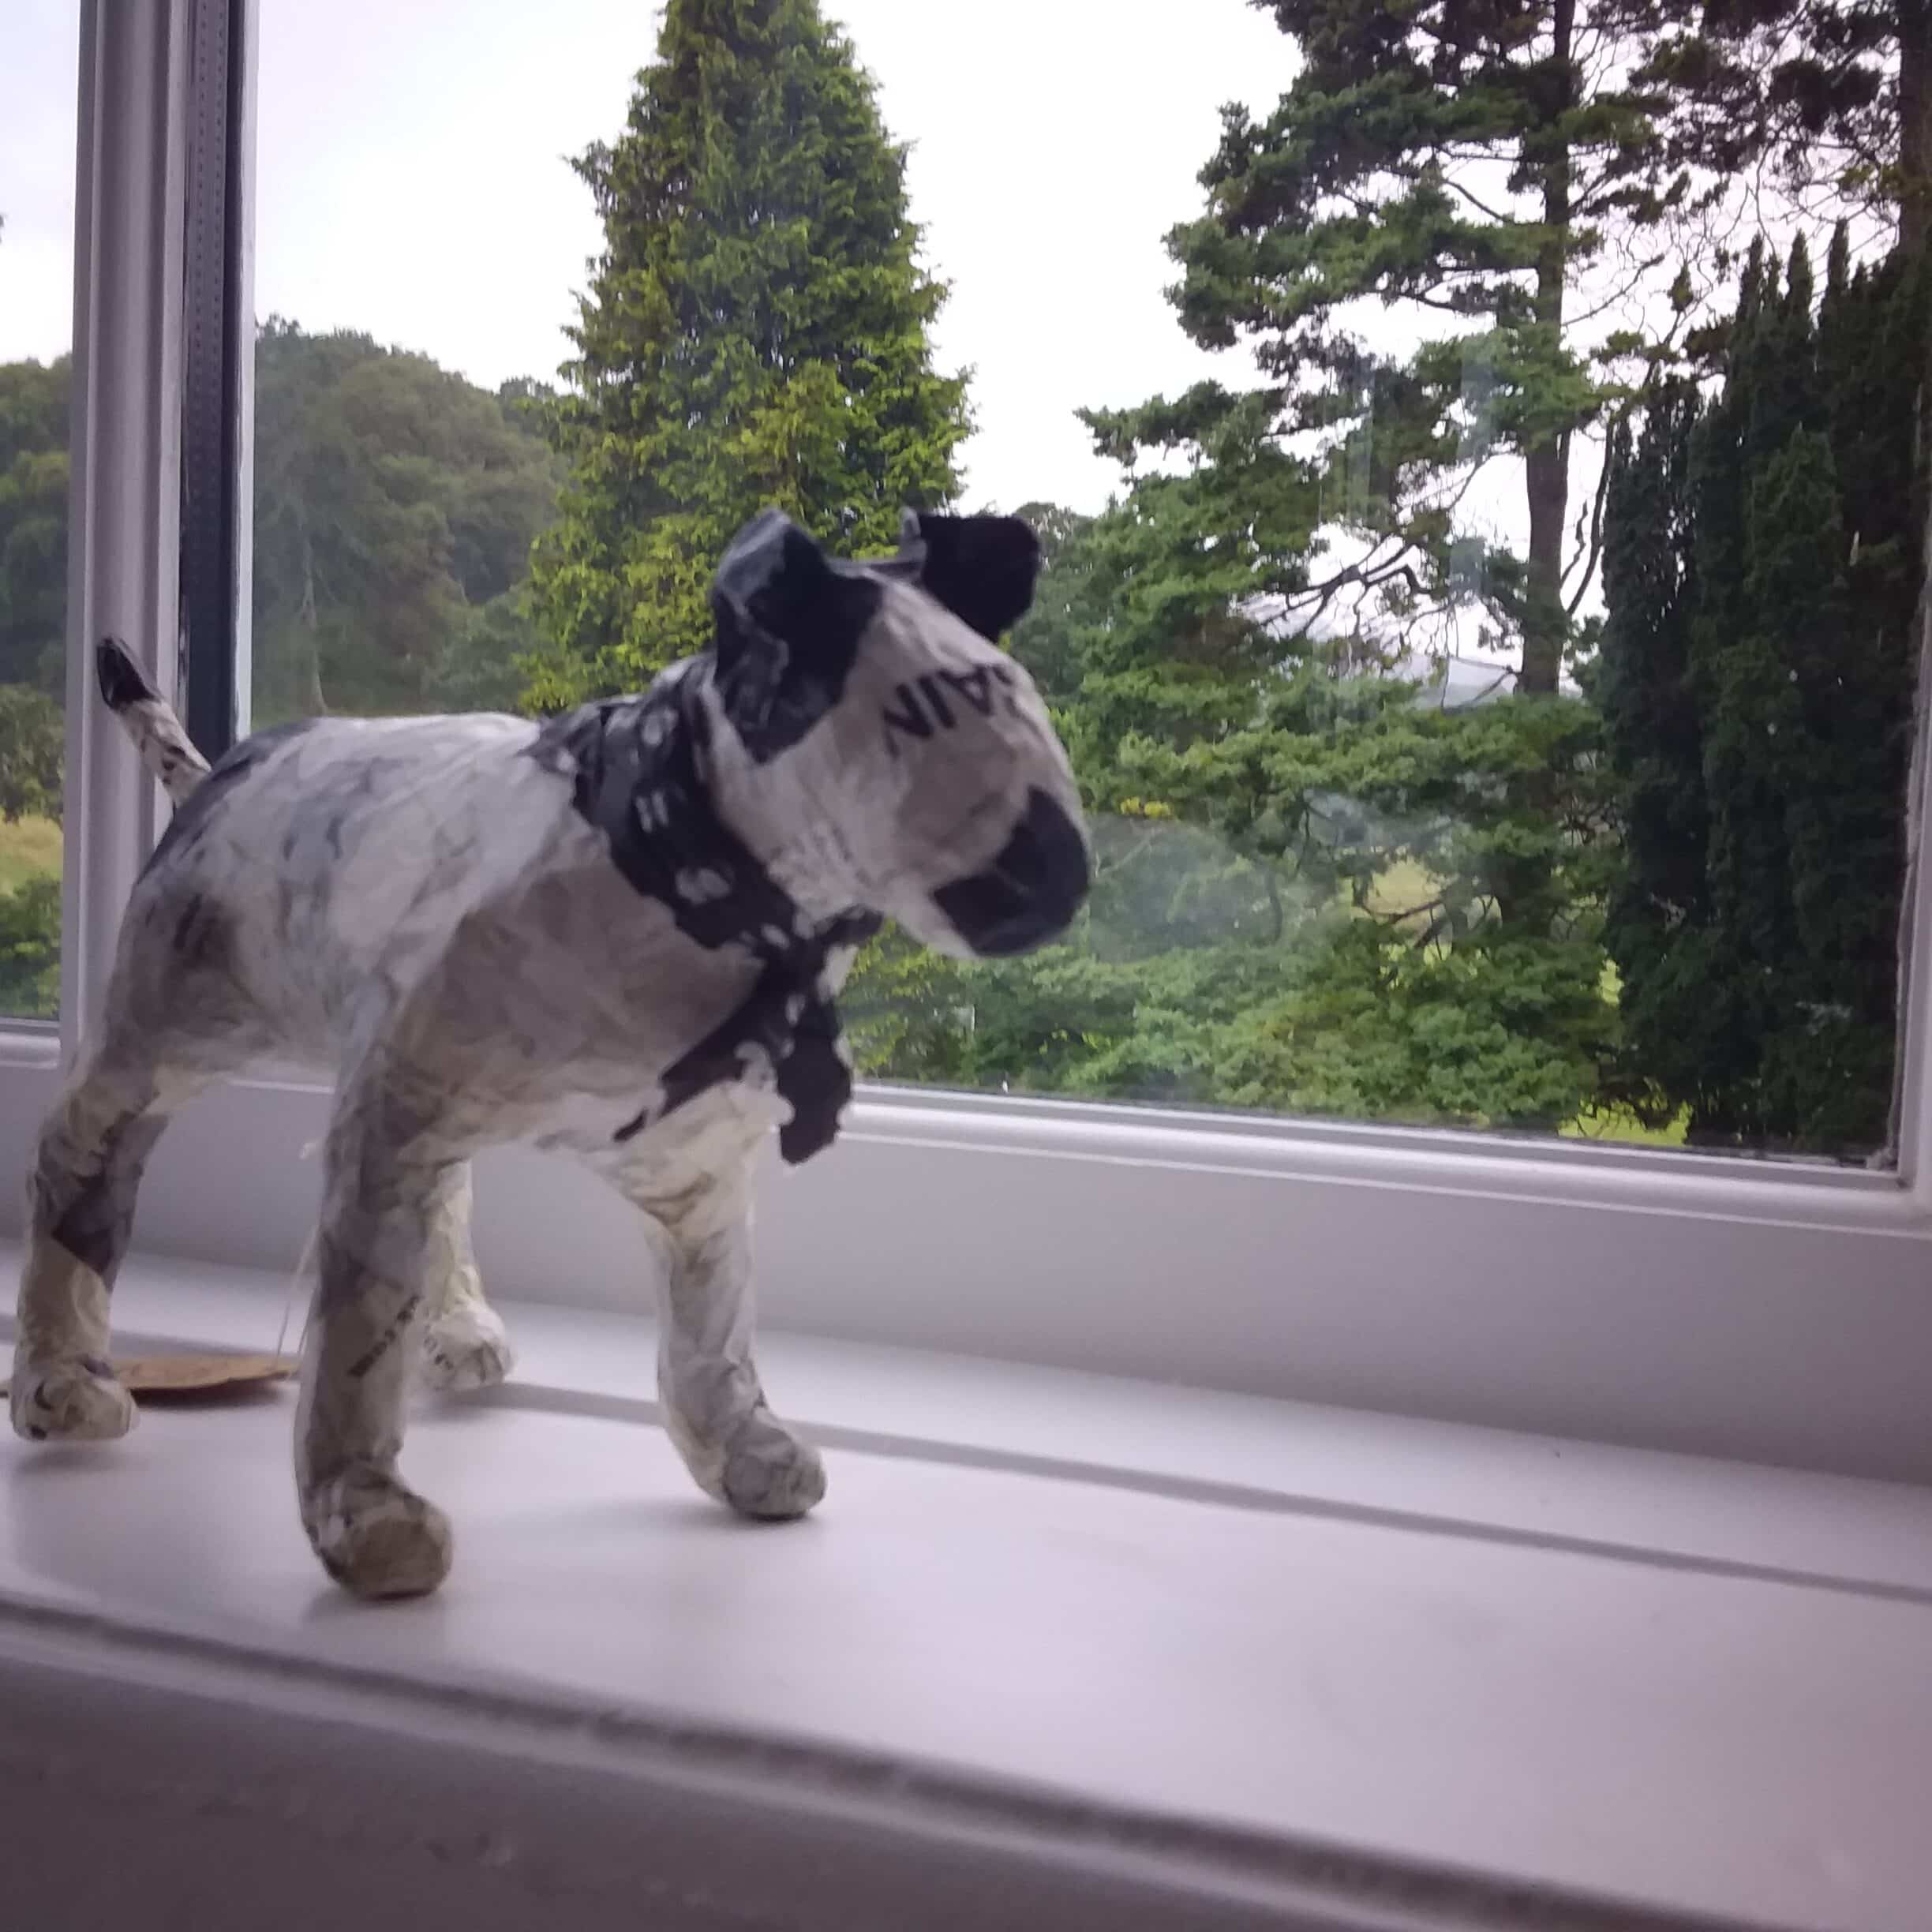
[[1404, 652, 1515, 710]]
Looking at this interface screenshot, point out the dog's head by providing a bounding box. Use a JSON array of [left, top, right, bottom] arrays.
[[694, 507, 1090, 960]]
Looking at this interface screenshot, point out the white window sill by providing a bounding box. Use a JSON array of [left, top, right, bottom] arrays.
[[3, 1050, 1931, 1480], [2, 1252, 1930, 1930]]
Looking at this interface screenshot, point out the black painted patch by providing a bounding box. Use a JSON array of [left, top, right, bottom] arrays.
[[711, 510, 880, 764], [528, 672, 787, 955], [616, 904, 878, 1165], [933, 785, 1089, 958], [895, 512, 1042, 642], [529, 664, 879, 1166], [96, 636, 159, 711]]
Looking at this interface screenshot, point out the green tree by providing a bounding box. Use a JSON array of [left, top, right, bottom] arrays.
[[847, 492, 1616, 1133], [0, 207, 70, 1018], [1594, 383, 1711, 1124], [846, 1, 1662, 1131], [0, 353, 70, 695], [1004, 2, 1732, 1133], [525, 0, 968, 705], [1642, 2, 1932, 249], [0, 685, 64, 824], [0, 873, 60, 1019], [1601, 232, 1927, 1148], [252, 320, 560, 721], [1140, 0, 1720, 695]]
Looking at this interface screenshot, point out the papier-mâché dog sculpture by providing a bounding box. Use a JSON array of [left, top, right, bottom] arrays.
[[9, 507, 1089, 1599]]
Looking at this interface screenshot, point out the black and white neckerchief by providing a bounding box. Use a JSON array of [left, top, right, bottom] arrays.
[[529, 663, 881, 1166]]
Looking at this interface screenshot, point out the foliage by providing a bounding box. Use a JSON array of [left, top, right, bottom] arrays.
[[850, 902, 1605, 1126], [522, 0, 969, 706], [848, 506, 1619, 1130], [1599, 230, 1928, 1149], [851, 827, 1613, 1132], [0, 349, 68, 827], [1641, 1, 1932, 242], [253, 320, 560, 723], [0, 354, 69, 696], [1129, 0, 1733, 693], [0, 686, 64, 824], [833, 0, 1679, 1131], [2, 9, 1927, 1144], [0, 223, 68, 1018], [0, 872, 59, 1018]]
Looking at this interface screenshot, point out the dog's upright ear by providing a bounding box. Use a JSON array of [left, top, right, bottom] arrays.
[[897, 511, 1042, 642], [710, 509, 879, 758]]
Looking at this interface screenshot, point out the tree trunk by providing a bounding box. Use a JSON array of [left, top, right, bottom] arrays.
[[1901, 0, 1932, 258], [1518, 0, 1574, 696], [1490, 0, 1578, 949], [1523, 440, 1568, 693], [297, 511, 328, 717]]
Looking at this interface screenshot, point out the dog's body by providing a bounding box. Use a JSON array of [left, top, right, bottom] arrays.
[[9, 509, 1088, 1598], [109, 706, 789, 1149]]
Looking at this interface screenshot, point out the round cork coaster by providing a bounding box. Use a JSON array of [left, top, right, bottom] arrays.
[[0, 1353, 298, 1406], [117, 1354, 298, 1399]]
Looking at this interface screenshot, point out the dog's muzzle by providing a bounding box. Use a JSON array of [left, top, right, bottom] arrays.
[[932, 787, 1090, 957]]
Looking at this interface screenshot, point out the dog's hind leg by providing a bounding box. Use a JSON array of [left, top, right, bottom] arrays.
[[417, 1160, 515, 1394], [9, 1035, 223, 1443]]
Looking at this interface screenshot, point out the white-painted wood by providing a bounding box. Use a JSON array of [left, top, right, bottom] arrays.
[[60, 0, 192, 1051], [2, 1255, 1929, 1931], [0, 1058, 1929, 1481]]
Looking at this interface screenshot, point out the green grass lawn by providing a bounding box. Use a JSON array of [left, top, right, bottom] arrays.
[[1361, 856, 1440, 927], [0, 814, 60, 891], [1559, 1103, 1690, 1147], [0, 814, 62, 1021]]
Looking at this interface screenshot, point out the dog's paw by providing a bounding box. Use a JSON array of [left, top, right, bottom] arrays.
[[712, 1413, 826, 1521], [419, 1301, 515, 1395], [305, 1468, 453, 1601], [9, 1355, 137, 1443]]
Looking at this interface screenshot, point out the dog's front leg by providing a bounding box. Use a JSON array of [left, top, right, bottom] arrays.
[[296, 1088, 457, 1600], [417, 1161, 515, 1394], [628, 1174, 825, 1521]]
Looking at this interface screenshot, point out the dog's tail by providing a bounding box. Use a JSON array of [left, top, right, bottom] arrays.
[[95, 638, 212, 806]]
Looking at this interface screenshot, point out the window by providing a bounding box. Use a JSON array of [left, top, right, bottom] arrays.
[[6, 3, 1932, 1482], [9, 22, 1932, 1926], [0, 0, 78, 1023], [238, 2, 1926, 1166]]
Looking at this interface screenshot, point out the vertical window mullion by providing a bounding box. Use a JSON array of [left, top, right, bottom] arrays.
[[61, 0, 191, 1057], [178, 0, 249, 762]]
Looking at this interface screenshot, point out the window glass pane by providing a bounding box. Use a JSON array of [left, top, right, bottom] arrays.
[[250, 2, 1925, 1160], [0, 1, 76, 1023]]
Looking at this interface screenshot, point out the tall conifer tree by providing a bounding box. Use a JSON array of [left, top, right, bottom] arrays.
[[527, 0, 969, 703]]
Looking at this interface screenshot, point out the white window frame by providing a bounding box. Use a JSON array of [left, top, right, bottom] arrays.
[[9, 0, 1932, 1485]]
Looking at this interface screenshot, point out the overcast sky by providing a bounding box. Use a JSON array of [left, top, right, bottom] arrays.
[[4, 0, 1297, 514]]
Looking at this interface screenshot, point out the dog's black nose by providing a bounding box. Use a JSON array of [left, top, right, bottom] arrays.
[[933, 787, 1089, 957]]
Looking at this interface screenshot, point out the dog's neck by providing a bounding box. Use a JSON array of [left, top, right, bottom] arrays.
[[530, 667, 880, 1165]]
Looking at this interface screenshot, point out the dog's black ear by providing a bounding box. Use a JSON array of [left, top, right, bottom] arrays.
[[710, 510, 877, 758], [898, 511, 1042, 641]]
